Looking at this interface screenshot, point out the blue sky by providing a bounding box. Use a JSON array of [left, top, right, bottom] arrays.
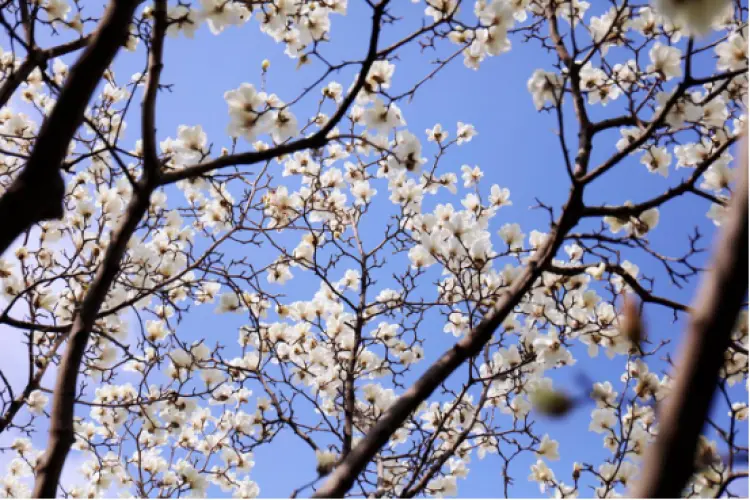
[[0, 0, 747, 497]]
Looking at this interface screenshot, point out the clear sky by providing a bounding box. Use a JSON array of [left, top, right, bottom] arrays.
[[0, 0, 747, 498]]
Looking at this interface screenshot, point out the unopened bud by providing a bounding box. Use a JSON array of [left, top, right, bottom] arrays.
[[315, 450, 337, 476], [296, 54, 310, 70], [261, 59, 271, 72], [621, 294, 645, 354], [530, 388, 573, 418]]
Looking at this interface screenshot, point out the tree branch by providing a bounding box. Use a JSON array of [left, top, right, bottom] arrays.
[[0, 0, 138, 258], [30, 2, 167, 496], [632, 139, 748, 498]]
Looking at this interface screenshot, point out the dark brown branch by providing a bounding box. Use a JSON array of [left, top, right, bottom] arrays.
[[632, 140, 748, 498], [31, 2, 166, 496], [0, 0, 138, 258], [582, 137, 737, 218], [141, 0, 167, 180], [715, 471, 749, 498], [549, 264, 689, 312]]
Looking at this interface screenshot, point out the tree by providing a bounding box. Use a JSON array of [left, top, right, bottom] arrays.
[[0, 0, 746, 498]]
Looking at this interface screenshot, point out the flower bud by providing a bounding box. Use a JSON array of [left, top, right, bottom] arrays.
[[530, 388, 573, 418], [621, 294, 645, 354]]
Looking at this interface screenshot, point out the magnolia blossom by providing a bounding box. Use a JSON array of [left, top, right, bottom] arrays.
[[648, 43, 682, 80], [499, 223, 525, 250], [364, 99, 406, 136], [640, 146, 672, 177], [527, 69, 562, 109], [716, 28, 748, 69], [456, 122, 477, 145]]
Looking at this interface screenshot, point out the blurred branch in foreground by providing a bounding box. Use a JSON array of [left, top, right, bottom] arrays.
[[633, 137, 748, 498]]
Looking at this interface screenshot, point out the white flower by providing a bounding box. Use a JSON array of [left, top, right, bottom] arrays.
[[426, 475, 458, 497], [45, 0, 70, 22], [200, 0, 248, 35], [536, 434, 560, 461], [489, 185, 511, 207], [589, 407, 617, 433], [216, 292, 242, 313], [716, 30, 748, 71], [365, 60, 395, 91], [707, 202, 728, 226], [528, 459, 556, 492], [26, 390, 48, 415], [145, 320, 170, 342], [351, 180, 377, 205], [426, 123, 448, 142], [363, 99, 405, 136], [316, 450, 338, 475], [167, 5, 200, 38], [701, 160, 734, 192], [322, 81, 343, 101], [499, 223, 525, 250], [528, 69, 562, 110], [388, 131, 424, 172], [233, 478, 260, 498], [196, 282, 221, 304], [591, 381, 618, 407], [701, 96, 729, 128], [270, 107, 298, 143], [648, 43, 682, 80], [425, 0, 458, 22], [605, 206, 660, 237], [225, 83, 272, 142], [655, 0, 731, 35], [529, 230, 548, 251], [409, 245, 436, 268], [616, 127, 643, 152], [200, 368, 225, 386], [460, 164, 483, 187], [640, 146, 672, 177], [456, 122, 477, 145], [267, 263, 293, 285], [586, 262, 607, 280], [731, 402, 748, 421]]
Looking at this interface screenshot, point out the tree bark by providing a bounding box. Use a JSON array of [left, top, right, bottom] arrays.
[[632, 140, 748, 498], [32, 1, 166, 495], [31, 189, 151, 497], [0, 0, 138, 257]]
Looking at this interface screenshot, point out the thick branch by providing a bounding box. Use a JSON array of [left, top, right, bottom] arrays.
[[0, 0, 138, 257], [31, 2, 166, 496], [31, 189, 151, 498], [632, 141, 748, 498], [141, 0, 167, 180]]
